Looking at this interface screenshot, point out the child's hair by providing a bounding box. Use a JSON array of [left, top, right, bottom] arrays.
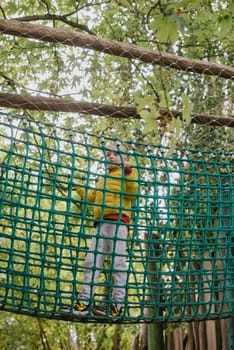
[[106, 142, 128, 159]]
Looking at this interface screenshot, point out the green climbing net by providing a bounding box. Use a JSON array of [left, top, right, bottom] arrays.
[[0, 112, 233, 323]]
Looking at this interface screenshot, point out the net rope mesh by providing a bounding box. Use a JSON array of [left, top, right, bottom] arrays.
[[0, 112, 233, 323]]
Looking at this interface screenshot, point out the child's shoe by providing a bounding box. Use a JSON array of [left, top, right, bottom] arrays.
[[74, 300, 89, 315], [92, 305, 107, 316], [58, 306, 72, 313], [110, 303, 122, 317], [93, 303, 122, 317]]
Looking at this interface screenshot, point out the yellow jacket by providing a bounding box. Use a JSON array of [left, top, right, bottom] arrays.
[[75, 167, 139, 220]]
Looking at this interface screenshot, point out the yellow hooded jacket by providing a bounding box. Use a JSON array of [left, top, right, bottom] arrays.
[[75, 167, 139, 221]]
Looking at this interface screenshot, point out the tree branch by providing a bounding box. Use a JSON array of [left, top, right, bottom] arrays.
[[11, 14, 96, 35], [0, 6, 6, 19]]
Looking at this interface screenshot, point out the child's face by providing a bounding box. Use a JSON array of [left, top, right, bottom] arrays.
[[106, 144, 126, 170]]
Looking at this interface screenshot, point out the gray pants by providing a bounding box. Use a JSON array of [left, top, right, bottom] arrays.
[[79, 222, 128, 303]]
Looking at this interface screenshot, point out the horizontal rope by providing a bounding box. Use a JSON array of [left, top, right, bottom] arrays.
[[0, 19, 233, 79], [0, 92, 234, 127]]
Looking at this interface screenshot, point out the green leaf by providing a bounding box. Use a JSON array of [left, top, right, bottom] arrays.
[[182, 95, 193, 125], [218, 15, 232, 38], [158, 90, 171, 109], [172, 0, 193, 7], [140, 109, 157, 134], [135, 95, 155, 110], [173, 15, 188, 33], [150, 17, 179, 43], [168, 117, 181, 135]]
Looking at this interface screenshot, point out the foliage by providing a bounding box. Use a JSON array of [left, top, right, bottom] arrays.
[[0, 311, 138, 349], [0, 0, 233, 349]]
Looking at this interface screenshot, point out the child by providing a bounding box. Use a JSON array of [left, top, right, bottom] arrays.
[[74, 142, 138, 317]]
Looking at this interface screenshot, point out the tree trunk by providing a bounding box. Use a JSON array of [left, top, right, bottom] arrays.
[[112, 325, 121, 350], [186, 323, 195, 350], [131, 324, 147, 350], [166, 331, 174, 350], [220, 319, 228, 350], [203, 253, 217, 350], [173, 327, 183, 350], [198, 320, 207, 350], [148, 323, 164, 350], [37, 318, 51, 350]]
